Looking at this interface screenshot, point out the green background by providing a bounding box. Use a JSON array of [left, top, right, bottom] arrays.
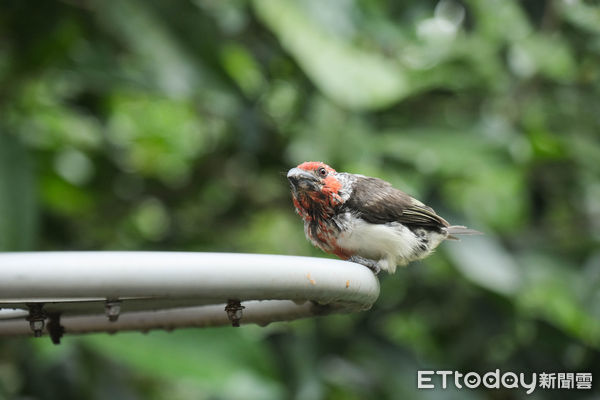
[[1, 0, 599, 399]]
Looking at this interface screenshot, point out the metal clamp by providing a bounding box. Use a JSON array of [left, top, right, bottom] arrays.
[[224, 299, 245, 327], [47, 313, 65, 345], [26, 303, 46, 337], [105, 299, 122, 322]]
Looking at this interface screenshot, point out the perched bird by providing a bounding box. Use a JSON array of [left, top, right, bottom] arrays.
[[287, 161, 480, 274]]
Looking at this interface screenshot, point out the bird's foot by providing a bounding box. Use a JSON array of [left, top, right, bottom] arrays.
[[348, 256, 381, 275]]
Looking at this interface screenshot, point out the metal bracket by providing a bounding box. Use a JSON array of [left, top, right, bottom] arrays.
[[25, 303, 46, 337], [47, 313, 65, 345], [224, 299, 245, 327], [105, 299, 122, 322]]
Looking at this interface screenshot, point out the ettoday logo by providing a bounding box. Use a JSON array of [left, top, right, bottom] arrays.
[[417, 370, 593, 394]]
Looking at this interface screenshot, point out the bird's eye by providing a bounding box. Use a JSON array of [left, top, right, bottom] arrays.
[[317, 167, 327, 177]]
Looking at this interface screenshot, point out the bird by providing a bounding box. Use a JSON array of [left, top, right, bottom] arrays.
[[287, 161, 480, 274]]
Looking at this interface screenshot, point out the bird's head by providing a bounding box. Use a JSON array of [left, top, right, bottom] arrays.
[[287, 161, 343, 220]]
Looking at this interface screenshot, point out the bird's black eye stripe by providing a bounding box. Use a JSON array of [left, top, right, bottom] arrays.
[[317, 167, 327, 177]]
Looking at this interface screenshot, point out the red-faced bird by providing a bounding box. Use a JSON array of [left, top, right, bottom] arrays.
[[287, 161, 480, 274]]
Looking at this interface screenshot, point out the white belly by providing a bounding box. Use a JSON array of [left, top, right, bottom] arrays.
[[336, 218, 446, 273]]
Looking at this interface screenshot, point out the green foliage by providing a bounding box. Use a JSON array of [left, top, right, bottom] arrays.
[[0, 134, 37, 251], [1, 0, 599, 399]]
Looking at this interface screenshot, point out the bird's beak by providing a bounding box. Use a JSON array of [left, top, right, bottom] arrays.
[[287, 168, 319, 193]]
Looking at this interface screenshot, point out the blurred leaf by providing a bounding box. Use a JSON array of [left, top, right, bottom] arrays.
[[0, 134, 37, 251], [446, 235, 521, 296], [559, 0, 600, 34], [91, 0, 201, 97], [8, 79, 102, 150], [444, 165, 527, 231], [287, 97, 376, 165], [221, 43, 266, 97], [379, 128, 502, 174], [510, 35, 577, 82], [79, 329, 285, 400], [468, 0, 532, 42], [382, 312, 439, 358], [40, 174, 94, 216], [517, 253, 600, 349], [237, 210, 312, 255], [253, 0, 410, 110], [133, 197, 170, 241], [107, 93, 208, 186], [53, 148, 95, 186]]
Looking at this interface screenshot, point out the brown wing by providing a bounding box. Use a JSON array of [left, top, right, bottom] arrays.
[[344, 176, 449, 229]]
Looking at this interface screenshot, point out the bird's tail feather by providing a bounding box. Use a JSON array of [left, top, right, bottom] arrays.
[[446, 225, 483, 240]]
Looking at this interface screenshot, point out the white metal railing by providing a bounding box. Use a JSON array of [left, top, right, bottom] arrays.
[[0, 252, 380, 343]]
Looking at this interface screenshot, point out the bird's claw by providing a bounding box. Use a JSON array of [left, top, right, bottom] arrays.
[[348, 256, 381, 275]]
